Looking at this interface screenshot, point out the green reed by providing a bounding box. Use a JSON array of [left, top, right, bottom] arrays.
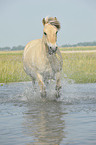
[[0, 52, 31, 83], [62, 52, 96, 83], [0, 51, 96, 83]]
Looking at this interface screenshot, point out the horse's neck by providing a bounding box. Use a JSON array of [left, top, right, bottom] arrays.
[[41, 38, 47, 54]]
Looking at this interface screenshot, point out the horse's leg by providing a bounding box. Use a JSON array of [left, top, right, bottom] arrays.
[[55, 72, 62, 98], [31, 77, 36, 92], [37, 73, 46, 97]]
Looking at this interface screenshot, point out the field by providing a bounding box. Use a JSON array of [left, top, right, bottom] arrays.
[[0, 47, 96, 84], [0, 51, 30, 83], [62, 52, 96, 83], [60, 46, 96, 51]]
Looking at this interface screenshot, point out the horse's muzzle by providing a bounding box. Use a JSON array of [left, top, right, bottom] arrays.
[[48, 45, 58, 55]]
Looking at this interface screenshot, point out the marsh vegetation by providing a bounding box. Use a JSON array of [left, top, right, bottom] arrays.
[[0, 47, 96, 83]]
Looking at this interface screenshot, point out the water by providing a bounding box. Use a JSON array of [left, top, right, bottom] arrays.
[[0, 81, 96, 145]]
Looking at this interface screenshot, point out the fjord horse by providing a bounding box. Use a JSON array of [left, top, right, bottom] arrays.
[[23, 17, 63, 98]]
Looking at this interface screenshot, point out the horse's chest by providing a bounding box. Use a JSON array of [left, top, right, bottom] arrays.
[[42, 57, 60, 79], [37, 53, 62, 80], [43, 70, 55, 80]]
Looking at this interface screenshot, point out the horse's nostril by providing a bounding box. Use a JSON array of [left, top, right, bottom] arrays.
[[50, 46, 52, 49]]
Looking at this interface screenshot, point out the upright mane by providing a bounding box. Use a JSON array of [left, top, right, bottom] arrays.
[[42, 17, 61, 30]]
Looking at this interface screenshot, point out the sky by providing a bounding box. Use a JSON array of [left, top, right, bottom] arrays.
[[0, 0, 96, 47]]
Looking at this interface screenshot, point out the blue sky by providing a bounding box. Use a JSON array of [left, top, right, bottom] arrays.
[[0, 0, 96, 47]]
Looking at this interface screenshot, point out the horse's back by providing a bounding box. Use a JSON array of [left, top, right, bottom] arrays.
[[23, 39, 41, 57]]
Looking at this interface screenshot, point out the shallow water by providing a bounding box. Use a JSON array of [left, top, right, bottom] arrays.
[[0, 81, 96, 145]]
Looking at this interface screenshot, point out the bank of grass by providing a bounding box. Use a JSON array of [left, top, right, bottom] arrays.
[[62, 52, 96, 83], [0, 50, 96, 83], [0, 51, 31, 83], [60, 46, 96, 51], [0, 50, 23, 55]]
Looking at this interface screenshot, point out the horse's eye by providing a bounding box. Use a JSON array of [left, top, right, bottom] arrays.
[[56, 31, 58, 35], [44, 32, 47, 36]]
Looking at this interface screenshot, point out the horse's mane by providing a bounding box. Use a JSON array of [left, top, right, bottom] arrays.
[[44, 17, 61, 30]]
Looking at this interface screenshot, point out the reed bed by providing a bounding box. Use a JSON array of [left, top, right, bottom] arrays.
[[0, 50, 96, 83], [62, 52, 96, 83], [0, 52, 30, 83]]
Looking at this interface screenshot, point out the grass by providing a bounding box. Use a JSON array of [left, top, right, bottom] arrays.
[[0, 51, 31, 83], [62, 52, 96, 83], [0, 49, 96, 84], [60, 46, 96, 51]]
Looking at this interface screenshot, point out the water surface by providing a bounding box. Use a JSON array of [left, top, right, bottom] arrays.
[[0, 81, 96, 145]]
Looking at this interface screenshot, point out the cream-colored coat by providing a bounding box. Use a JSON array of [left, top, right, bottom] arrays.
[[23, 17, 63, 97], [23, 39, 62, 79]]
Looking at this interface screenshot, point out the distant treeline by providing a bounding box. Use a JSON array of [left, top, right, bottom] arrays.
[[61, 41, 96, 47], [0, 45, 25, 51], [0, 41, 96, 51]]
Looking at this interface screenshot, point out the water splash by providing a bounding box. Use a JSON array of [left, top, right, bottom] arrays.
[[19, 79, 96, 106], [22, 80, 60, 102], [0, 80, 96, 106]]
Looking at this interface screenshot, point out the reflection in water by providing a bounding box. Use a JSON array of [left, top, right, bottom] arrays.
[[23, 101, 66, 145], [1, 82, 96, 145]]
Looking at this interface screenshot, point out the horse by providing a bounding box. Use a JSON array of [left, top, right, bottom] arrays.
[[23, 17, 63, 98]]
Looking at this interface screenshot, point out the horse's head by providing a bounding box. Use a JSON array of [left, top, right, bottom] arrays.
[[42, 17, 60, 55]]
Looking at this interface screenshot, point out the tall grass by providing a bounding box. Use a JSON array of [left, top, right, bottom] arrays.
[[62, 53, 96, 83], [0, 52, 30, 83], [0, 51, 96, 83]]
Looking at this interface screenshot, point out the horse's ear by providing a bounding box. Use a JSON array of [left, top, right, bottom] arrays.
[[54, 17, 57, 20], [42, 18, 46, 26]]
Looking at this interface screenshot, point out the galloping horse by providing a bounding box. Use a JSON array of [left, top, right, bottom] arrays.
[[23, 17, 63, 98]]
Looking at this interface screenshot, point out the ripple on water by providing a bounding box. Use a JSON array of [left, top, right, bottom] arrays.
[[0, 81, 96, 145]]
